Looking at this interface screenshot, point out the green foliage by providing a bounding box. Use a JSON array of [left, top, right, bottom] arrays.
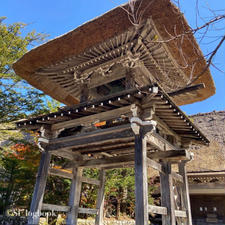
[[0, 17, 52, 123], [0, 139, 40, 215]]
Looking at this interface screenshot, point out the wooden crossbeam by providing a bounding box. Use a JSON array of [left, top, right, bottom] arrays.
[[47, 124, 133, 151], [81, 177, 100, 186], [49, 168, 100, 185], [149, 149, 191, 161], [42, 203, 70, 212], [175, 210, 187, 218], [146, 132, 178, 151], [49, 168, 73, 179], [67, 154, 135, 169], [51, 105, 132, 131], [78, 208, 98, 215], [168, 83, 205, 97], [153, 115, 181, 142], [148, 205, 167, 215], [146, 158, 163, 173]]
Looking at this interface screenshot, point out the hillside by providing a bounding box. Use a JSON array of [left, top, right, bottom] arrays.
[[187, 111, 225, 172]]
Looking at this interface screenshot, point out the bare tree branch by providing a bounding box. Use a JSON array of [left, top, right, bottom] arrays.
[[189, 34, 225, 85]]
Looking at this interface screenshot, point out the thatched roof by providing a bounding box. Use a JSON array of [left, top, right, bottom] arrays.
[[187, 111, 225, 172], [13, 0, 215, 106]]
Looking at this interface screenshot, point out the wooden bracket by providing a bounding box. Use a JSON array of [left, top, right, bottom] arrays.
[[38, 126, 64, 152], [130, 104, 157, 135]]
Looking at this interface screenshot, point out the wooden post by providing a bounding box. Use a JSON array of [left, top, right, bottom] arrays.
[[179, 162, 193, 225], [27, 151, 51, 225], [80, 83, 89, 103], [160, 161, 176, 225], [125, 69, 135, 89], [134, 128, 149, 225], [95, 169, 106, 225], [66, 168, 83, 225]]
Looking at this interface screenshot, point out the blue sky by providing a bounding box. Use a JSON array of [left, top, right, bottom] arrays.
[[1, 0, 225, 115]]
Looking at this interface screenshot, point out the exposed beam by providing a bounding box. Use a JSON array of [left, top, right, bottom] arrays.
[[168, 83, 205, 97], [49, 168, 101, 186], [146, 132, 178, 151], [42, 203, 70, 212], [148, 205, 167, 215], [149, 150, 191, 161], [78, 208, 98, 215], [51, 105, 132, 131], [147, 158, 163, 173], [175, 210, 187, 218], [49, 168, 73, 179], [66, 154, 135, 169], [153, 114, 181, 143], [81, 177, 100, 186], [47, 124, 133, 151]]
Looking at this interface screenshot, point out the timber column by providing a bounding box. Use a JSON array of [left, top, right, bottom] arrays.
[[130, 104, 157, 225], [27, 127, 52, 225], [134, 127, 149, 224]]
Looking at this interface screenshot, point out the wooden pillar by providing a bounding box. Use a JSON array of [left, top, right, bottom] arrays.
[[95, 169, 106, 225], [134, 128, 149, 225], [179, 162, 193, 225], [125, 69, 135, 89], [66, 167, 83, 225], [27, 151, 51, 225], [80, 83, 89, 103], [160, 161, 176, 225]]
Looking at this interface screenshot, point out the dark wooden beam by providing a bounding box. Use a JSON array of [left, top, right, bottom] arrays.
[[67, 154, 135, 169], [168, 83, 205, 97], [149, 149, 191, 161], [42, 203, 70, 212], [148, 205, 167, 215], [51, 105, 132, 131], [47, 124, 133, 151]]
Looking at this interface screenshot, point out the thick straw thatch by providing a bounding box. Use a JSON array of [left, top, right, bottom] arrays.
[[13, 0, 215, 106]]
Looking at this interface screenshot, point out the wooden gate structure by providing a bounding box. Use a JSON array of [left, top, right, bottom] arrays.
[[13, 0, 215, 224], [16, 84, 209, 225]]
